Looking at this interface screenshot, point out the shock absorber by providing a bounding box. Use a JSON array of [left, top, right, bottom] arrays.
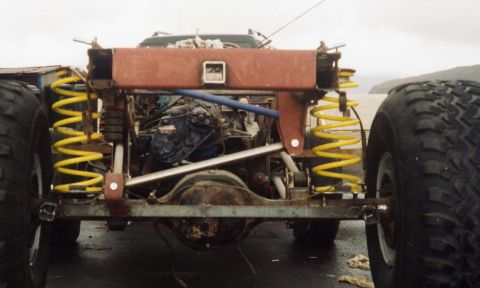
[[51, 71, 104, 193], [310, 69, 363, 193]]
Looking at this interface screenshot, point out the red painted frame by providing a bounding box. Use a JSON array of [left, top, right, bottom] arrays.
[[111, 48, 317, 90]]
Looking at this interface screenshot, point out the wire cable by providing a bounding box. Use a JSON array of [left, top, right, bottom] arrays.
[[258, 0, 328, 47]]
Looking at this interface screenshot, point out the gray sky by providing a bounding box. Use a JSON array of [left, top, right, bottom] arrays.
[[1, 0, 479, 84]]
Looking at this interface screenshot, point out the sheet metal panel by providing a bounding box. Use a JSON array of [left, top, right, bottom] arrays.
[[277, 92, 307, 155], [112, 48, 317, 90]]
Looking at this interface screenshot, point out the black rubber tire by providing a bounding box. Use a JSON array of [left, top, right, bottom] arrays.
[[292, 132, 340, 246], [50, 159, 81, 246], [292, 220, 340, 246], [52, 220, 81, 245], [366, 80, 480, 288], [0, 81, 52, 288]]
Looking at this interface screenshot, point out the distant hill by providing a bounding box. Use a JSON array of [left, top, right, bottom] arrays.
[[369, 65, 480, 94], [347, 74, 394, 94]]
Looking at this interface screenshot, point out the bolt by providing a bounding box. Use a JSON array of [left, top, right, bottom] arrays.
[[109, 182, 118, 191], [291, 138, 300, 148], [377, 204, 388, 211]]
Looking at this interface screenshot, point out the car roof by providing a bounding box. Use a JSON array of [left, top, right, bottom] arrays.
[[139, 34, 260, 48]]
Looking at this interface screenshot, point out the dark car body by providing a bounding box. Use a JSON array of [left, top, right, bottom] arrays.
[[139, 34, 260, 48]]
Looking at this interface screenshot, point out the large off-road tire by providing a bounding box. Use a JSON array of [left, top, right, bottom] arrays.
[[366, 80, 480, 288], [52, 220, 81, 245], [292, 219, 340, 246], [51, 163, 81, 245], [292, 132, 340, 246], [0, 81, 52, 288]]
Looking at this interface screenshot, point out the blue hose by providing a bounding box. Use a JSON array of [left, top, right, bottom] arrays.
[[172, 89, 279, 118]]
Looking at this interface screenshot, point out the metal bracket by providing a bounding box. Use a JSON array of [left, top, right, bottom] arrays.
[[105, 172, 124, 201], [277, 92, 306, 155], [362, 205, 379, 225], [39, 202, 58, 222], [338, 91, 347, 113]]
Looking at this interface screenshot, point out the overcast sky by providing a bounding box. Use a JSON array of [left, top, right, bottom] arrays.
[[1, 0, 479, 87]]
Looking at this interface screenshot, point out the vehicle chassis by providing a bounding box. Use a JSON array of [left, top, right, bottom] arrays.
[[43, 46, 388, 230]]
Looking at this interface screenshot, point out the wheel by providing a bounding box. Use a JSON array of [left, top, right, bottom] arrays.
[[292, 220, 340, 246], [0, 81, 52, 288], [292, 132, 340, 246], [52, 220, 81, 245], [366, 80, 480, 287], [51, 160, 81, 245]]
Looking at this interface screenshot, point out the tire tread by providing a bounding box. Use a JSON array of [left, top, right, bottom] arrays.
[[368, 80, 480, 287], [0, 80, 51, 288]]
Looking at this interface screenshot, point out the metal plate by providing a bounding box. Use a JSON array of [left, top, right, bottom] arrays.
[[104, 172, 124, 200], [277, 92, 307, 155], [111, 48, 317, 90], [59, 203, 364, 220]]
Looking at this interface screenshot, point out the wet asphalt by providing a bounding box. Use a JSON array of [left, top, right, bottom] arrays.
[[47, 220, 372, 288]]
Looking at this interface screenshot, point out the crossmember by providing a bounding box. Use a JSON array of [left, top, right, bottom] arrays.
[[56, 198, 389, 221]]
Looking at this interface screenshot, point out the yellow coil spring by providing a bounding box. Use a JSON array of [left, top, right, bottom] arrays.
[[310, 72, 363, 193], [51, 72, 104, 193]]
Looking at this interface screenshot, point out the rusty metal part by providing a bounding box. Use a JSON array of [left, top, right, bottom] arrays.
[[57, 197, 391, 220], [338, 90, 347, 112], [100, 89, 125, 143], [69, 67, 96, 143], [289, 188, 311, 200], [60, 203, 361, 220], [316, 52, 340, 89], [51, 144, 112, 155], [57, 169, 390, 221], [89, 48, 317, 90], [107, 143, 127, 228], [253, 172, 268, 184], [102, 109, 124, 143], [293, 171, 308, 187], [104, 173, 124, 200], [89, 80, 114, 90], [84, 95, 95, 142], [57, 174, 391, 219], [271, 148, 362, 159], [126, 89, 276, 96], [167, 179, 255, 250], [276, 92, 307, 155]]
